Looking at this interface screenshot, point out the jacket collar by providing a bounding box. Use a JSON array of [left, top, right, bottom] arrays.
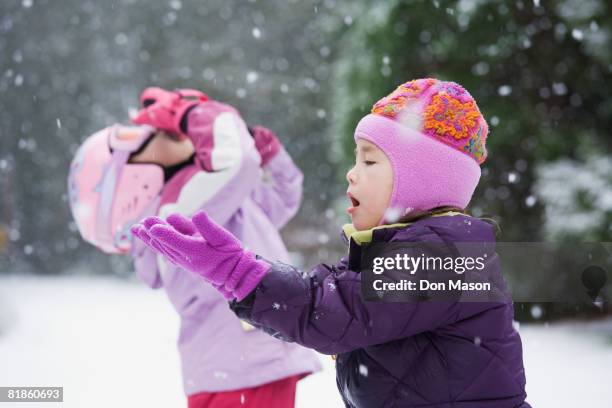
[[341, 210, 465, 246]]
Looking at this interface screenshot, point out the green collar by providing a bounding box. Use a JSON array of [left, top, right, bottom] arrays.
[[342, 210, 465, 245]]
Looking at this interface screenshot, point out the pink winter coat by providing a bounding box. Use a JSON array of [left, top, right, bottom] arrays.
[[131, 101, 321, 395]]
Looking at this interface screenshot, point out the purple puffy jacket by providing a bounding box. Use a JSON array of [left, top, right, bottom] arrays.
[[231, 213, 531, 408]]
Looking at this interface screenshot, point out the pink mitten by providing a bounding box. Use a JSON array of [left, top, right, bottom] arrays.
[[252, 126, 281, 167], [131, 211, 270, 301], [131, 87, 208, 139], [131, 213, 235, 299]]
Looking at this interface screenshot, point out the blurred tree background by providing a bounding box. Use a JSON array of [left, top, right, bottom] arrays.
[[0, 0, 353, 275], [0, 0, 610, 319]]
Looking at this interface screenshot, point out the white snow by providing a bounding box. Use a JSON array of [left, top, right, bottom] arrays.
[[498, 85, 513, 96], [571, 28, 584, 41], [535, 155, 612, 239], [1, 275, 611, 407]]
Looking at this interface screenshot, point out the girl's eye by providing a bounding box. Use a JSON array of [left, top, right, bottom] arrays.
[[364, 160, 376, 166]]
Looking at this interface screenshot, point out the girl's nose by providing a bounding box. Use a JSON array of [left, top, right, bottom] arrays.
[[346, 166, 356, 184]]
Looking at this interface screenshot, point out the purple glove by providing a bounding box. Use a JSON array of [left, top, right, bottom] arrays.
[[252, 126, 281, 167], [131, 211, 270, 301]]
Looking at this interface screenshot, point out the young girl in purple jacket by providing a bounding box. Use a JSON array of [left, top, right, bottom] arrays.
[[69, 87, 321, 407], [132, 79, 531, 408]]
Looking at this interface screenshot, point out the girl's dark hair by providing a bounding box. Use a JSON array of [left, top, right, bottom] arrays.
[[398, 206, 502, 237]]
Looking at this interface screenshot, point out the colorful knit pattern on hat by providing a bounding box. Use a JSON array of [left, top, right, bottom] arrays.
[[372, 78, 488, 165]]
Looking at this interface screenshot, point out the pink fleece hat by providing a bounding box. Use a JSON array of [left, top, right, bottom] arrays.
[[354, 78, 488, 222]]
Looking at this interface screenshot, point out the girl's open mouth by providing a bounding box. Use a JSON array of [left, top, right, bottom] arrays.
[[347, 192, 360, 214]]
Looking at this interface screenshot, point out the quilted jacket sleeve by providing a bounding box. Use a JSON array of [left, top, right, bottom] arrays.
[[230, 225, 500, 355], [250, 148, 303, 229], [158, 102, 262, 226]]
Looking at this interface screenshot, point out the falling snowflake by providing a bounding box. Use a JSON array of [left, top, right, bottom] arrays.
[[552, 82, 568, 96], [498, 85, 512, 97], [358, 364, 369, 377], [213, 371, 228, 380], [525, 195, 537, 207], [384, 207, 402, 223], [530, 304, 544, 320], [246, 71, 258, 83], [236, 88, 247, 98], [571, 28, 584, 41]]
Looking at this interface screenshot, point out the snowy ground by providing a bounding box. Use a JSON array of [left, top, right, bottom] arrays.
[[0, 275, 611, 407]]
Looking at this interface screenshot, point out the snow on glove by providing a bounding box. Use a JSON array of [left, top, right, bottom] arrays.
[[131, 213, 234, 299], [251, 125, 281, 167], [131, 210, 270, 301], [131, 87, 208, 139]]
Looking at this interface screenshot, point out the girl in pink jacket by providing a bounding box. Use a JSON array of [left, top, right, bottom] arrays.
[[68, 88, 321, 407]]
